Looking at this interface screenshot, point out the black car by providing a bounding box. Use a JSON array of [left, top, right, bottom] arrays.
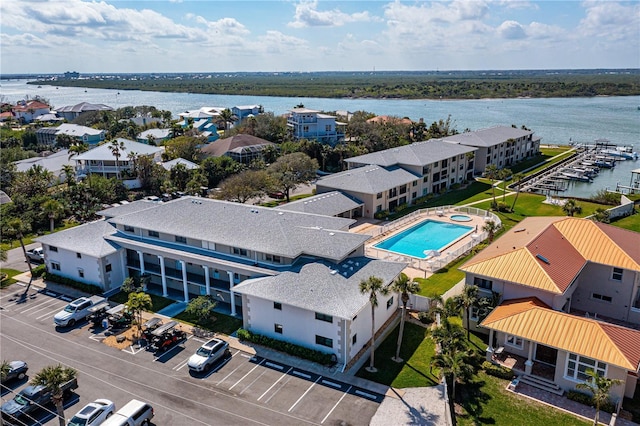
[[1, 361, 28, 383]]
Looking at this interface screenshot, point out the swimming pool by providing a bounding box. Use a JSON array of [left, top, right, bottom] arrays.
[[374, 219, 473, 259]]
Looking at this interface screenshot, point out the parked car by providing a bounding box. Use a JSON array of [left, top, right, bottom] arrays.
[[25, 247, 44, 263], [1, 377, 77, 420], [0, 360, 28, 382], [54, 295, 107, 327], [267, 191, 285, 199], [67, 399, 115, 426], [100, 399, 153, 426], [187, 338, 230, 372]]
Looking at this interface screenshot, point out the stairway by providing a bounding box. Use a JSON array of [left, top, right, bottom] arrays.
[[518, 374, 564, 395]]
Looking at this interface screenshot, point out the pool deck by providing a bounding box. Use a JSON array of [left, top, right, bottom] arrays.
[[354, 211, 488, 279]]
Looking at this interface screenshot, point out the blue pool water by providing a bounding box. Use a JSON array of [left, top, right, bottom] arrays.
[[374, 220, 473, 259]]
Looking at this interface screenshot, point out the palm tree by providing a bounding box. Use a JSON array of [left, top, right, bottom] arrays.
[[109, 139, 126, 179], [68, 142, 88, 160], [126, 292, 152, 339], [217, 108, 238, 137], [563, 199, 581, 217], [575, 369, 623, 426], [359, 276, 390, 373], [498, 168, 512, 203], [61, 164, 76, 185], [391, 273, 420, 362], [127, 151, 139, 177], [482, 220, 498, 242], [31, 364, 77, 426], [431, 317, 467, 355], [431, 350, 474, 400], [510, 172, 525, 212], [592, 208, 610, 223], [0, 360, 10, 381], [454, 285, 479, 340], [485, 164, 499, 209], [41, 199, 64, 232], [6, 218, 34, 291]]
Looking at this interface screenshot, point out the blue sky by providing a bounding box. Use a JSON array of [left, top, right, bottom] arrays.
[[1, 1, 638, 74]]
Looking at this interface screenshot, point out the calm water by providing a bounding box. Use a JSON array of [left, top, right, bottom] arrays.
[[2, 79, 639, 198], [374, 220, 473, 258]]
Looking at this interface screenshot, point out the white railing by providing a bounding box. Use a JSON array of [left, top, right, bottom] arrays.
[[365, 206, 501, 272]]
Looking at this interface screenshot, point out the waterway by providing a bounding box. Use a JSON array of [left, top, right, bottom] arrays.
[[2, 79, 639, 198]]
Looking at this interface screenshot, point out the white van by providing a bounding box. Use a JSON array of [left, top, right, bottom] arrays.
[[100, 399, 154, 426]]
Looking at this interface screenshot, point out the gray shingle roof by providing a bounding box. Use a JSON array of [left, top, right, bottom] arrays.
[[443, 126, 533, 148], [108, 197, 368, 261], [96, 200, 162, 219], [317, 165, 420, 194], [345, 140, 476, 167], [233, 258, 407, 319], [36, 220, 119, 257], [275, 191, 363, 217]]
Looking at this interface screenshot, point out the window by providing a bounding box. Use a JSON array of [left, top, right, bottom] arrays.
[[78, 269, 84, 279], [352, 334, 357, 345], [315, 312, 333, 323], [399, 185, 407, 194], [470, 306, 480, 321], [148, 230, 159, 238], [612, 267, 623, 281], [423, 176, 428, 183], [51, 262, 61, 271], [274, 302, 282, 310], [473, 277, 493, 290], [175, 236, 187, 244], [265, 254, 282, 264], [441, 159, 448, 168], [422, 166, 430, 175], [566, 353, 606, 381], [412, 180, 418, 187], [105, 264, 112, 273], [316, 335, 333, 348], [386, 297, 394, 309], [376, 192, 382, 199], [274, 324, 283, 334], [505, 334, 523, 349], [325, 125, 331, 132], [376, 205, 382, 212], [233, 247, 248, 256], [432, 172, 440, 181], [49, 245, 58, 252], [592, 293, 612, 303], [124, 225, 134, 233], [76, 252, 82, 259], [388, 188, 397, 198]]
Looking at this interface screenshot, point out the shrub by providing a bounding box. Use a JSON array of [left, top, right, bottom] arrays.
[[418, 311, 434, 324], [374, 210, 389, 220], [566, 390, 616, 414], [482, 361, 514, 380], [43, 272, 103, 295], [237, 328, 333, 365], [394, 203, 408, 213], [31, 264, 46, 278], [497, 202, 511, 212]]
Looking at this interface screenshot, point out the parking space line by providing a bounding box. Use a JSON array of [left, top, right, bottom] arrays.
[[288, 376, 320, 412], [228, 358, 265, 390], [29, 302, 63, 317], [216, 352, 252, 386], [239, 368, 269, 395], [321, 385, 352, 424], [257, 367, 292, 401], [173, 358, 190, 371], [19, 298, 60, 314], [37, 307, 65, 321]]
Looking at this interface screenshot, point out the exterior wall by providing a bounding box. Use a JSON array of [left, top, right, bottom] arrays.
[[99, 252, 125, 292], [470, 276, 557, 308], [571, 263, 638, 323], [555, 351, 630, 401], [44, 246, 104, 288]]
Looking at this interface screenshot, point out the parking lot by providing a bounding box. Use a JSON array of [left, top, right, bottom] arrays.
[[1, 285, 383, 425]]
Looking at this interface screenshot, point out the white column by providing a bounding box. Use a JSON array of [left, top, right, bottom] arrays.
[[202, 265, 211, 296], [227, 270, 236, 316], [525, 342, 534, 374], [181, 260, 189, 303], [158, 255, 167, 297], [486, 329, 495, 362], [137, 251, 145, 275]]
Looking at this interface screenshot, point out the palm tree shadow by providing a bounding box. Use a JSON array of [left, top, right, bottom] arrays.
[[457, 378, 495, 424], [405, 362, 439, 384], [389, 387, 443, 426]]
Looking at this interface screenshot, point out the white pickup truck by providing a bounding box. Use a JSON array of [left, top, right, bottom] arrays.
[[54, 295, 107, 327]]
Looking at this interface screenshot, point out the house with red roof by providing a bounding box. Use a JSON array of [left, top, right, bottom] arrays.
[[12, 100, 51, 123], [460, 216, 640, 400]]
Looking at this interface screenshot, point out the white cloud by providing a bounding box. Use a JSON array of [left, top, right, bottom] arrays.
[[497, 20, 526, 40], [579, 1, 640, 41], [288, 0, 379, 28]]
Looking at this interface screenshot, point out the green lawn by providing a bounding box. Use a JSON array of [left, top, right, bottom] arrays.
[[109, 291, 176, 312], [414, 254, 474, 298], [174, 310, 243, 336], [610, 210, 640, 232], [355, 322, 440, 388], [456, 372, 589, 426], [0, 269, 22, 288]]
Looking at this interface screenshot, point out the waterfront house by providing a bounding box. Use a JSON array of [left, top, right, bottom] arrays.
[[316, 140, 476, 218], [137, 128, 172, 144], [287, 107, 345, 145], [460, 216, 640, 400], [232, 105, 262, 125], [73, 138, 163, 178], [443, 125, 541, 174], [55, 102, 114, 121], [199, 134, 275, 164], [12, 100, 51, 123], [35, 123, 106, 147], [36, 197, 405, 367]]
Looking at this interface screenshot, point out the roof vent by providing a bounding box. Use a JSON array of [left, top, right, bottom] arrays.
[[536, 254, 551, 265], [330, 270, 338, 275], [329, 232, 335, 236], [278, 212, 284, 215]]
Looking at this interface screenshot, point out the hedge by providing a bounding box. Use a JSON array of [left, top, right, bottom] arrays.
[[31, 264, 46, 278], [566, 390, 616, 414], [43, 272, 103, 295], [482, 360, 515, 380], [237, 329, 334, 365]]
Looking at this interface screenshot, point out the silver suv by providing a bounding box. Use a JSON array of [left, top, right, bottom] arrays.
[[187, 338, 230, 372]]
